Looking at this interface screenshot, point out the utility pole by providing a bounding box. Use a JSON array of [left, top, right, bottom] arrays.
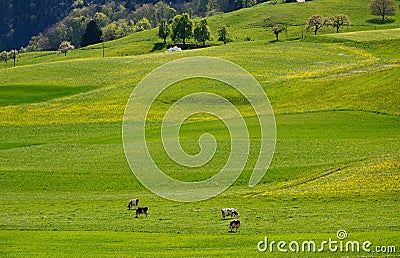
[[13, 49, 16, 67]]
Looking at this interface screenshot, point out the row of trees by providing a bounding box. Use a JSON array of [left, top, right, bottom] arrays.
[[306, 14, 350, 35], [270, 14, 350, 41], [0, 49, 18, 66], [304, 0, 397, 36], [0, 40, 76, 63], [53, 13, 230, 57], [158, 14, 231, 46]]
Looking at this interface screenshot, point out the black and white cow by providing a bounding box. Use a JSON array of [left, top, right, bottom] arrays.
[[229, 219, 240, 232], [221, 208, 239, 219], [135, 207, 148, 218], [127, 198, 139, 210]]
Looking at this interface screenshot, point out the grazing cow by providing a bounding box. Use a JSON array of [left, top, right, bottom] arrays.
[[229, 219, 240, 232], [135, 207, 148, 218], [127, 198, 139, 210], [221, 208, 239, 219]]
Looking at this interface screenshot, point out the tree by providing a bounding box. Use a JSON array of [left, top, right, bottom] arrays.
[[197, 0, 209, 16], [217, 25, 230, 44], [242, 0, 257, 8], [0, 51, 8, 63], [81, 20, 102, 47], [134, 18, 152, 32], [73, 0, 84, 8], [102, 23, 119, 41], [271, 24, 286, 41], [26, 33, 49, 51], [65, 16, 86, 47], [93, 12, 110, 28], [306, 15, 325, 35], [58, 41, 75, 56], [154, 2, 176, 25], [369, 0, 397, 21], [46, 23, 68, 50], [330, 14, 350, 33], [194, 19, 211, 46], [171, 13, 193, 45], [158, 19, 170, 44], [134, 4, 156, 27], [101, 19, 133, 41]]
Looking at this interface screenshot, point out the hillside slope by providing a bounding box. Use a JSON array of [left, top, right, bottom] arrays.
[[0, 2, 399, 257]]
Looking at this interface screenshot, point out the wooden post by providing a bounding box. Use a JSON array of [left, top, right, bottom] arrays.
[[13, 49, 16, 67]]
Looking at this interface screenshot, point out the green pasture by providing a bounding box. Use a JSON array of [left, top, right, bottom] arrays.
[[324, 28, 400, 42], [1, 230, 397, 257], [1, 1, 399, 256]]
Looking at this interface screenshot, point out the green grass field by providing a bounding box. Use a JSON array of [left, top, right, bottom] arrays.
[[1, 0, 399, 256]]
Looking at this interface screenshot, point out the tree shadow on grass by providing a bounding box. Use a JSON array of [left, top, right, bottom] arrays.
[[171, 43, 210, 50], [151, 42, 166, 52], [366, 18, 396, 24]]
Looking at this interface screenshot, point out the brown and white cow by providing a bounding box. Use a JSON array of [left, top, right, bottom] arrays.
[[127, 198, 139, 210], [229, 219, 240, 232], [135, 207, 148, 218]]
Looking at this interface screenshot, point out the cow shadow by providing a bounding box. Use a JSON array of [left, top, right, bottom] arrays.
[[222, 216, 240, 220], [222, 217, 237, 220]]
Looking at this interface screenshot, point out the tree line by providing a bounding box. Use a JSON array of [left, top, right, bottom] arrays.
[[157, 14, 231, 47], [24, 0, 246, 52], [25, 1, 165, 51], [55, 14, 231, 56]]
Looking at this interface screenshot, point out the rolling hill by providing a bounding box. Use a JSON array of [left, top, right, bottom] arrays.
[[0, 0, 399, 256]]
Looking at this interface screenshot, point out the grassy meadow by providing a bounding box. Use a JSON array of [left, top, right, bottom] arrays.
[[1, 0, 399, 256]]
